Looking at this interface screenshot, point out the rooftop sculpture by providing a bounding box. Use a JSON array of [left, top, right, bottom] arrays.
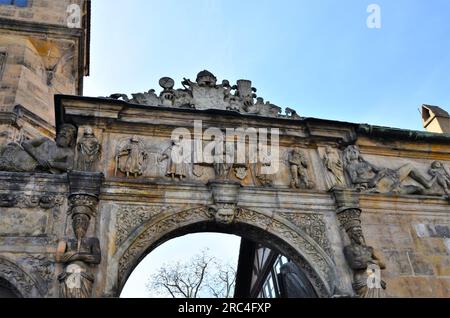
[[108, 70, 300, 119]]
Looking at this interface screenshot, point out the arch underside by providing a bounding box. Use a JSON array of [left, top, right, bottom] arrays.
[[115, 206, 337, 298]]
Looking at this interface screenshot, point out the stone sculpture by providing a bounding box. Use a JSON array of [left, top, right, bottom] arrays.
[[56, 200, 101, 298], [115, 136, 148, 178], [208, 180, 241, 224], [288, 148, 314, 189], [322, 146, 346, 189], [77, 127, 101, 171], [428, 161, 450, 198], [343, 145, 435, 194], [255, 144, 274, 187], [333, 189, 387, 298], [344, 243, 386, 298], [213, 143, 234, 180], [159, 139, 189, 181], [0, 124, 76, 173], [107, 70, 299, 119]]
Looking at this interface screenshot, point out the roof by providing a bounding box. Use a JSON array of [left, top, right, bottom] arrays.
[[423, 104, 450, 118]]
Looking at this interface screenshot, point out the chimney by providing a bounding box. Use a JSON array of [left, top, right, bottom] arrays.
[[421, 104, 450, 134]]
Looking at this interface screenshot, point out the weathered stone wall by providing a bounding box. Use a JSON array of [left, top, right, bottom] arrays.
[[0, 34, 78, 124], [0, 93, 449, 298], [361, 196, 450, 297], [0, 0, 89, 141], [0, 0, 85, 26], [0, 172, 68, 298]]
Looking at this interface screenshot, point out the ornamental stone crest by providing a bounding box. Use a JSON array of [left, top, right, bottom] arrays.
[[108, 70, 301, 119]]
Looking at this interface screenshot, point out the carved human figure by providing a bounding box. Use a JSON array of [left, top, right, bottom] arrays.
[[337, 204, 387, 297], [77, 127, 101, 171], [428, 161, 450, 197], [344, 243, 386, 298], [116, 136, 148, 177], [322, 146, 346, 189], [213, 143, 234, 180], [209, 204, 237, 225], [343, 145, 435, 194], [255, 144, 273, 187], [288, 148, 314, 189], [0, 124, 76, 173], [56, 206, 101, 298], [159, 138, 188, 181]]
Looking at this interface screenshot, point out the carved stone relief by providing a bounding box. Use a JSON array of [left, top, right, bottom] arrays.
[[279, 213, 333, 256], [0, 193, 64, 209], [56, 211, 101, 298], [115, 205, 176, 246], [343, 145, 438, 195], [76, 126, 101, 172], [118, 206, 211, 282], [0, 124, 76, 174], [254, 144, 275, 187], [56, 172, 103, 298], [332, 189, 387, 298], [159, 138, 189, 181], [116, 206, 335, 297], [428, 161, 450, 199], [320, 146, 346, 190], [115, 136, 148, 178], [0, 257, 43, 298], [288, 148, 315, 189], [208, 180, 241, 224], [18, 255, 55, 296], [108, 70, 300, 119]]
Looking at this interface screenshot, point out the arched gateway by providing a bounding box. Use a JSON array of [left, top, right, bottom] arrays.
[[0, 71, 449, 298], [113, 206, 336, 297]]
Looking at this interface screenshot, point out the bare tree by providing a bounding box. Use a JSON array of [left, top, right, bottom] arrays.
[[146, 248, 236, 298], [207, 262, 237, 298]]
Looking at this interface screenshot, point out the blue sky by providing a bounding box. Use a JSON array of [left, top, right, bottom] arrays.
[[85, 0, 450, 131], [84, 1, 450, 297]]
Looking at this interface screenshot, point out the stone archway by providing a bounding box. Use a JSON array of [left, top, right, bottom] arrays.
[[111, 206, 337, 298], [0, 257, 44, 298]]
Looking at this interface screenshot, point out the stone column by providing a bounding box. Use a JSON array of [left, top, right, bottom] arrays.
[[56, 171, 104, 298]]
